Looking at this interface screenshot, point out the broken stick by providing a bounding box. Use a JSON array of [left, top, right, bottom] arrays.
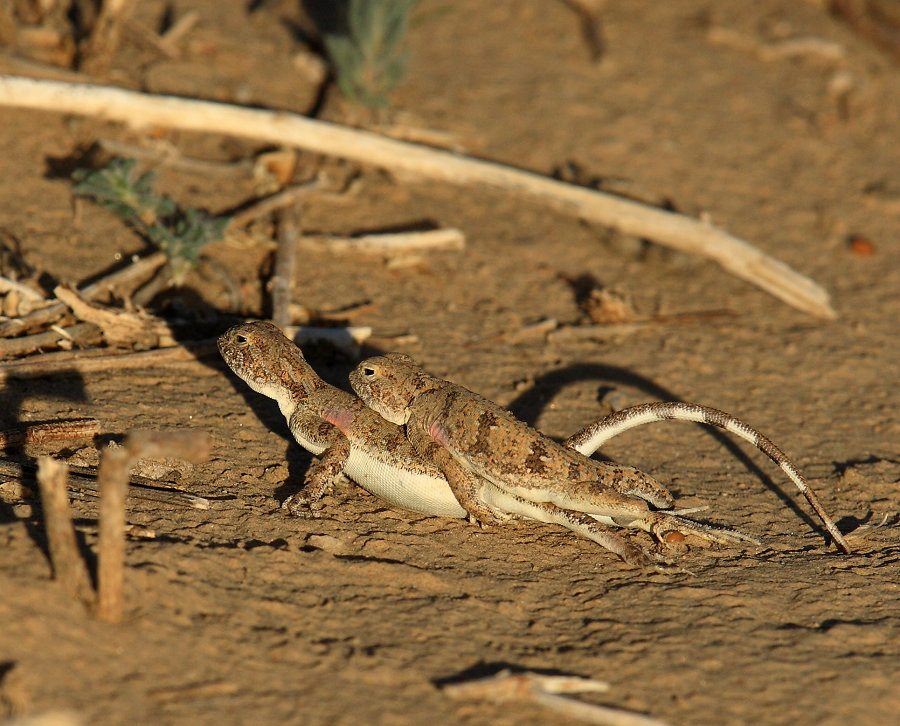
[[443, 669, 673, 726], [271, 205, 300, 328], [0, 250, 167, 338], [35, 456, 94, 607], [96, 430, 210, 623], [0, 75, 835, 318]]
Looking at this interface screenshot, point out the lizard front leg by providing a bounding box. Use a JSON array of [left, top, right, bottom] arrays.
[[283, 409, 351, 517], [405, 412, 508, 525]]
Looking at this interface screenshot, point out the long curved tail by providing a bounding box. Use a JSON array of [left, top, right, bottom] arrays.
[[565, 401, 850, 554]]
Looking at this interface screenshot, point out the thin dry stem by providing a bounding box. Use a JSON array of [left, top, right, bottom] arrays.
[[0, 274, 45, 301], [0, 76, 836, 318], [228, 178, 323, 228], [0, 322, 374, 381], [54, 285, 175, 348], [96, 137, 255, 177], [96, 430, 211, 623], [78, 0, 135, 75], [0, 458, 210, 510], [125, 429, 211, 463], [96, 446, 129, 623], [300, 228, 465, 255], [0, 341, 212, 381], [35, 456, 94, 607], [272, 205, 300, 327]]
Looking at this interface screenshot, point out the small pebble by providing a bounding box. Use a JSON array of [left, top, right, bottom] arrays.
[[848, 237, 876, 256]]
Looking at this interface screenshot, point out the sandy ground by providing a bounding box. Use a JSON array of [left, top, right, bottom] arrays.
[[1, 1, 899, 724]]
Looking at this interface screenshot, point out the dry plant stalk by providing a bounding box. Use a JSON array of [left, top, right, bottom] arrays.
[[96, 430, 210, 623], [300, 228, 465, 254], [0, 323, 374, 382], [78, 0, 135, 75], [0, 274, 45, 302], [0, 75, 835, 318], [272, 205, 300, 328], [228, 178, 323, 228], [96, 445, 129, 623], [35, 456, 94, 607]]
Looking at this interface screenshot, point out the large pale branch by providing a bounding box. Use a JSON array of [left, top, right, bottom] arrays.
[[0, 74, 835, 318]]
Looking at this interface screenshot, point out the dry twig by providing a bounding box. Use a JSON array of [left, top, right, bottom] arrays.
[[0, 419, 100, 448], [96, 137, 255, 177], [0, 321, 102, 359], [35, 456, 94, 607], [0, 340, 214, 381], [443, 669, 673, 726], [272, 205, 300, 327], [0, 251, 167, 338], [0, 711, 84, 726], [0, 274, 45, 301], [96, 430, 210, 622], [0, 75, 836, 318], [300, 228, 465, 255], [78, 0, 135, 75], [54, 285, 175, 348], [228, 178, 323, 229], [0, 322, 374, 381]]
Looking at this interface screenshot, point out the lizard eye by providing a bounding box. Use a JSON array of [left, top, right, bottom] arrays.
[[235, 334, 248, 344], [363, 367, 376, 377]]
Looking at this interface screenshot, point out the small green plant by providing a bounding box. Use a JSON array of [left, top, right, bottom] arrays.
[[72, 158, 228, 285], [324, 0, 420, 109]]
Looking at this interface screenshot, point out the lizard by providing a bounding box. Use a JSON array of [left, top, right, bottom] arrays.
[[218, 321, 756, 567], [349, 352, 852, 565]]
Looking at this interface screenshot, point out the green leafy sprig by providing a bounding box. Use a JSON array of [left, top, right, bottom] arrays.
[[73, 158, 228, 284], [324, 0, 420, 109]]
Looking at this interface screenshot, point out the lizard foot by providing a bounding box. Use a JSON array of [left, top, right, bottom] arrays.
[[646, 512, 761, 547], [282, 492, 326, 519], [467, 503, 514, 527]]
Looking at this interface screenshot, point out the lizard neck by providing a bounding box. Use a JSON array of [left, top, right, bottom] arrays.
[[246, 348, 326, 420]]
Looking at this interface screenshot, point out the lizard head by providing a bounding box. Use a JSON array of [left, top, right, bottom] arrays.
[[218, 321, 322, 414], [350, 352, 438, 425]]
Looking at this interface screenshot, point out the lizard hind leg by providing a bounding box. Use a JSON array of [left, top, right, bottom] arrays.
[[480, 484, 665, 570]]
